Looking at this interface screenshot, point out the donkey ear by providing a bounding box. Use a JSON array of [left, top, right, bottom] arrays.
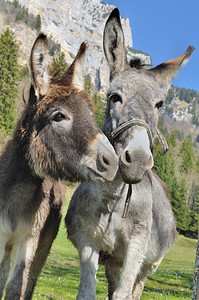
[[30, 33, 51, 99], [103, 8, 127, 78], [151, 46, 195, 90], [65, 42, 87, 91]]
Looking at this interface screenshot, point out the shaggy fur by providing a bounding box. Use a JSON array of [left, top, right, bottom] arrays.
[[0, 34, 118, 300]]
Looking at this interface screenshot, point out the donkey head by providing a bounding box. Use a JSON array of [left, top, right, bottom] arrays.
[[18, 34, 118, 183], [103, 8, 194, 184]]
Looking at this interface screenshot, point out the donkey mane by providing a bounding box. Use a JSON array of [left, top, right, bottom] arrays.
[[129, 58, 153, 71], [129, 58, 143, 69]]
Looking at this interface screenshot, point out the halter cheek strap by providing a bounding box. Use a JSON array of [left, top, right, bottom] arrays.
[[108, 119, 169, 218], [156, 128, 169, 154]]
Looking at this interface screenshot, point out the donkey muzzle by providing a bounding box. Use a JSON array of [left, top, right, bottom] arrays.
[[82, 133, 118, 182], [119, 127, 154, 183]]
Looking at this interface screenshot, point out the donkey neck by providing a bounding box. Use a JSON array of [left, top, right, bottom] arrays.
[[1, 138, 40, 177], [0, 139, 43, 215], [100, 170, 152, 206], [102, 172, 129, 201]]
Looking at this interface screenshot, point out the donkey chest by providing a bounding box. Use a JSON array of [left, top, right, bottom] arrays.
[[84, 194, 152, 254], [88, 208, 126, 254], [0, 211, 34, 245]]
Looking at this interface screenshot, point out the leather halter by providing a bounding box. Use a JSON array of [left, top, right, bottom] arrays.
[[108, 119, 169, 218], [109, 119, 169, 154], [110, 119, 153, 150]]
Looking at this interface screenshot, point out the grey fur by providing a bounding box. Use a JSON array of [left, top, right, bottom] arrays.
[[65, 8, 194, 300]]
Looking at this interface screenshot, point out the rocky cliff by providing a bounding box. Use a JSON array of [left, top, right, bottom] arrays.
[[5, 0, 151, 92], [2, 0, 198, 143]]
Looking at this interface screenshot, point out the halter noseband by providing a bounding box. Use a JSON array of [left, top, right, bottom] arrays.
[[108, 119, 169, 218], [109, 119, 169, 154], [110, 119, 153, 150]]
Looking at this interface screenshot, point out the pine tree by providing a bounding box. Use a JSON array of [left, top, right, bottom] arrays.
[[189, 187, 199, 234], [35, 15, 41, 31], [178, 178, 189, 231], [165, 87, 175, 104], [170, 176, 181, 218], [168, 130, 177, 147], [13, 0, 20, 8], [84, 75, 91, 95], [92, 92, 106, 129], [153, 136, 192, 233], [179, 137, 194, 173], [51, 52, 68, 81], [0, 29, 19, 135], [171, 177, 189, 232], [153, 140, 175, 189]]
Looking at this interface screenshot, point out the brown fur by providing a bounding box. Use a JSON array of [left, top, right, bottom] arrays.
[[0, 34, 118, 300], [35, 85, 94, 116]]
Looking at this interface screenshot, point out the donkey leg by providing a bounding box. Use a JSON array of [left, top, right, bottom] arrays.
[[19, 240, 37, 300], [24, 242, 53, 300], [0, 256, 10, 299], [132, 257, 163, 300], [23, 180, 64, 299], [112, 236, 147, 300], [4, 241, 27, 300], [0, 241, 10, 299], [76, 243, 99, 300], [105, 265, 120, 300], [132, 281, 145, 300], [24, 216, 62, 299]]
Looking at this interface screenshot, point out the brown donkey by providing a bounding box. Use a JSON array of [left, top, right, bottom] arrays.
[[0, 33, 118, 299]]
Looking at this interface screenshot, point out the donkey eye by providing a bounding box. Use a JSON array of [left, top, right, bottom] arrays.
[[109, 93, 122, 103], [53, 113, 67, 122], [155, 100, 163, 110]]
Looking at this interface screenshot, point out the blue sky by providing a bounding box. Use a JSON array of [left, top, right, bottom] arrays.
[[104, 0, 198, 92]]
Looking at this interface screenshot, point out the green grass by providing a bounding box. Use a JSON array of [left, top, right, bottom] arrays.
[[141, 236, 196, 299], [33, 186, 197, 299]]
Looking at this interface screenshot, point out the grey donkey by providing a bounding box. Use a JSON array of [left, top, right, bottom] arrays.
[[0, 33, 118, 299], [65, 8, 194, 300]]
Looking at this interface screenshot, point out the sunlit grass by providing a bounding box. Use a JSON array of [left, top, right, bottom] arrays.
[[142, 235, 196, 299], [33, 185, 197, 299]]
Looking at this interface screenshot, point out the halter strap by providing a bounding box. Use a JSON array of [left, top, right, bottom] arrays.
[[110, 119, 168, 154], [110, 119, 153, 150], [122, 184, 132, 218], [156, 128, 169, 154], [109, 119, 169, 218]]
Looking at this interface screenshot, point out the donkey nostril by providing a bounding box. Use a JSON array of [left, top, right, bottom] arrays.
[[125, 151, 131, 164], [102, 155, 110, 166]]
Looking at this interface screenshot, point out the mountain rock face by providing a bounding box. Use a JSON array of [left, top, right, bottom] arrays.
[[2, 0, 198, 142], [161, 98, 193, 122], [7, 0, 151, 92]]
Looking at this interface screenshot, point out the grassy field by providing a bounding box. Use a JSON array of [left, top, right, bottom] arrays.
[[32, 186, 197, 300]]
